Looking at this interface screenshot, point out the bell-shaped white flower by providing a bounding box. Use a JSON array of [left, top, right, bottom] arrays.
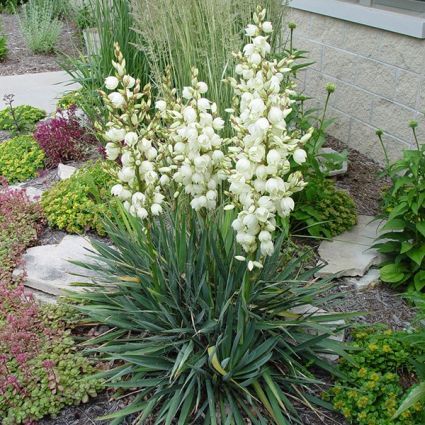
[[105, 76, 119, 90]]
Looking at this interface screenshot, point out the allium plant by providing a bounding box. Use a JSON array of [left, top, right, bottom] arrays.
[[34, 105, 97, 168], [101, 7, 312, 267]]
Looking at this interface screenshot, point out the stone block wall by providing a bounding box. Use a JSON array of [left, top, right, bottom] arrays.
[[289, 7, 425, 162]]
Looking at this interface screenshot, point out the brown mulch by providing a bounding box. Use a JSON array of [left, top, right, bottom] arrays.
[[0, 13, 81, 76], [325, 135, 390, 216]]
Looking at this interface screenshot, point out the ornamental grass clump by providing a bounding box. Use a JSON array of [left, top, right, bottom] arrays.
[[100, 8, 312, 266], [34, 105, 98, 167], [19, 0, 62, 53]]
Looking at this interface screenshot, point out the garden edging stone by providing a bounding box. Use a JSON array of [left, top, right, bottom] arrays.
[[58, 163, 77, 180], [13, 235, 98, 296], [316, 215, 385, 278]]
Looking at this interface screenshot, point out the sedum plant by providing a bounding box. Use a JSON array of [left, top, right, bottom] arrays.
[[100, 9, 312, 266], [292, 180, 357, 238], [0, 281, 102, 424], [374, 125, 425, 291], [19, 0, 62, 53], [41, 161, 117, 236], [0, 186, 45, 279], [0, 135, 45, 183], [326, 326, 425, 425], [71, 205, 347, 424]]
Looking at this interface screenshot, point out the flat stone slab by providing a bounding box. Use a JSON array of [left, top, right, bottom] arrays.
[[316, 215, 384, 278], [3, 184, 44, 202], [0, 71, 80, 113], [58, 163, 77, 180], [348, 268, 381, 291], [14, 235, 97, 296]]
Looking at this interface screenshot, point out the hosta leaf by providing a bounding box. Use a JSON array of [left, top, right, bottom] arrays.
[[380, 264, 406, 283], [400, 241, 414, 254], [407, 245, 425, 266], [414, 271, 425, 292], [417, 222, 425, 238], [382, 218, 406, 231]]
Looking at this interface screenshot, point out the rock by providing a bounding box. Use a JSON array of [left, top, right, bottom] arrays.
[[316, 215, 385, 278], [14, 235, 97, 296], [318, 147, 348, 177], [58, 163, 76, 180], [2, 184, 44, 202], [24, 186, 44, 202], [290, 304, 345, 362], [26, 287, 57, 304], [348, 268, 381, 291]]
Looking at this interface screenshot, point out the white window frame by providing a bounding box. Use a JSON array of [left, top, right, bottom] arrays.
[[290, 0, 425, 38]]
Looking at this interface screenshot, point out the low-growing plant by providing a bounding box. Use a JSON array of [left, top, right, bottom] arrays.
[[326, 326, 425, 425], [70, 205, 348, 424], [19, 0, 62, 53], [0, 185, 45, 279], [0, 95, 46, 133], [292, 180, 358, 238], [0, 34, 7, 61], [0, 135, 45, 183], [56, 90, 83, 110], [41, 161, 116, 235], [34, 105, 97, 167], [374, 124, 425, 291], [0, 281, 102, 424], [0, 0, 26, 13]]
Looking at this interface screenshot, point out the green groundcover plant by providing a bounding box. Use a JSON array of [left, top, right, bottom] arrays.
[[0, 135, 45, 183], [0, 98, 46, 133], [70, 205, 348, 424], [41, 161, 117, 236], [292, 179, 357, 239], [0, 281, 102, 424], [374, 125, 425, 292], [0, 33, 7, 61], [0, 186, 45, 279], [326, 326, 425, 425]]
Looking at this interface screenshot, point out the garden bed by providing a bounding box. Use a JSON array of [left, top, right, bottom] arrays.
[[0, 13, 80, 76]]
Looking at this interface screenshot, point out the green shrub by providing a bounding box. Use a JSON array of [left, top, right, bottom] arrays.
[[0, 102, 46, 132], [41, 161, 116, 236], [374, 127, 425, 291], [56, 90, 83, 110], [19, 0, 62, 53], [69, 206, 348, 423], [292, 180, 358, 238], [0, 35, 7, 61], [0, 136, 45, 183], [326, 326, 425, 425]]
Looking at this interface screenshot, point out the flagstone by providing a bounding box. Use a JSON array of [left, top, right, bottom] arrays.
[[316, 215, 385, 278], [14, 235, 97, 296]]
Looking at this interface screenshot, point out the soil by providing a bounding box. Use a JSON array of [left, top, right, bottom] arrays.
[[325, 135, 390, 216], [0, 13, 81, 76]]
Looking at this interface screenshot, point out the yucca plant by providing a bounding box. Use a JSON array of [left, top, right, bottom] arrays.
[[70, 204, 347, 424]]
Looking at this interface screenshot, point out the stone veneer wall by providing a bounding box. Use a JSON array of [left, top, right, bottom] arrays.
[[289, 7, 425, 162]]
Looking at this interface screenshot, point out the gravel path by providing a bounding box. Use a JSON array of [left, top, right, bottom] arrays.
[[0, 13, 80, 76]]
